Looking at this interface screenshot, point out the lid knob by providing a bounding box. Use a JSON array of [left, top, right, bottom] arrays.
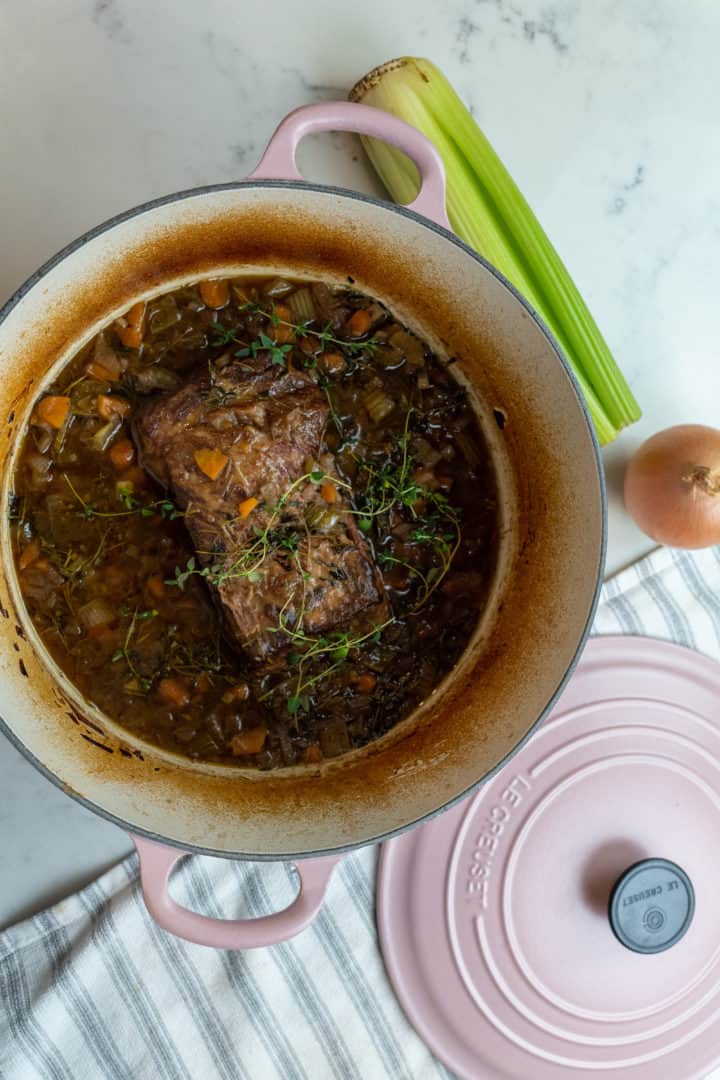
[[608, 858, 695, 954]]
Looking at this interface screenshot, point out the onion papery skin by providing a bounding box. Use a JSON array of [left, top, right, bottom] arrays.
[[624, 424, 720, 549]]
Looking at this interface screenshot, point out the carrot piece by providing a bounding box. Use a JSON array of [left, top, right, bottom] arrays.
[[157, 677, 190, 709], [108, 438, 136, 470], [86, 360, 120, 382], [115, 326, 142, 349], [35, 395, 70, 430], [302, 744, 323, 764], [320, 480, 337, 504], [18, 538, 41, 571], [318, 351, 346, 377], [194, 673, 211, 694], [118, 465, 147, 489], [114, 302, 146, 349], [271, 304, 294, 344], [274, 322, 294, 344], [355, 672, 377, 694], [194, 448, 228, 480], [96, 394, 130, 420], [33, 556, 51, 571], [346, 308, 371, 337], [222, 683, 250, 704], [200, 279, 230, 309], [87, 624, 116, 644], [145, 574, 166, 602], [126, 301, 145, 329], [238, 496, 258, 518], [229, 727, 268, 756]]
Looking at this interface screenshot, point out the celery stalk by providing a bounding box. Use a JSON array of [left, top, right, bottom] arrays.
[[349, 57, 640, 444]]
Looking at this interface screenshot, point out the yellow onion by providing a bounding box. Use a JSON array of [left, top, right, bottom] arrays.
[[624, 425, 720, 548]]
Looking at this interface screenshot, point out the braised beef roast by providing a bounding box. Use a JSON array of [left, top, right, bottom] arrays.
[[134, 353, 389, 665]]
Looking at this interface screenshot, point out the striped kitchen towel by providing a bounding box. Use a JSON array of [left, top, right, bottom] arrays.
[[2, 544, 720, 1080]]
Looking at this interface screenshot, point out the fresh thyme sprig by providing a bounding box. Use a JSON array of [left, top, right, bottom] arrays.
[[262, 616, 395, 715], [234, 331, 293, 367], [378, 502, 462, 609], [166, 404, 462, 712], [209, 302, 379, 362], [348, 403, 463, 602], [47, 528, 113, 587], [165, 469, 352, 592], [111, 606, 158, 692], [63, 473, 182, 521]]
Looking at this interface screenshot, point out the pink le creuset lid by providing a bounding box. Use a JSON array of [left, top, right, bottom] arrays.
[[377, 635, 720, 1079]]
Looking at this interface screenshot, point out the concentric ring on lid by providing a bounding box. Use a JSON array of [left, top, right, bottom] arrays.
[[378, 636, 720, 1079]]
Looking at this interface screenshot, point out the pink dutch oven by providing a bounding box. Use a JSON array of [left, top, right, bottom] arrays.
[[0, 103, 604, 948]]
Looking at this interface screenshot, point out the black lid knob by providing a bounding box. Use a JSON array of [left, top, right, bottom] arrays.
[[608, 858, 695, 954]]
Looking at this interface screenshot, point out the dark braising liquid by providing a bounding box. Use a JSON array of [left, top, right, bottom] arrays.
[[11, 276, 498, 767]]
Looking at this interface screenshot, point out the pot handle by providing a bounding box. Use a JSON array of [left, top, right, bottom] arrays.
[[247, 101, 451, 230], [132, 835, 342, 949]]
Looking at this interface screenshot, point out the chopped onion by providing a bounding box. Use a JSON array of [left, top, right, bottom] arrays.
[[264, 278, 294, 298], [413, 437, 441, 467], [78, 598, 114, 630], [311, 282, 345, 328], [25, 452, 52, 491], [148, 295, 180, 333], [89, 416, 122, 452], [624, 424, 720, 549], [365, 301, 387, 329], [389, 329, 425, 369], [32, 427, 52, 454], [177, 327, 208, 350], [133, 366, 180, 392], [92, 334, 123, 376]]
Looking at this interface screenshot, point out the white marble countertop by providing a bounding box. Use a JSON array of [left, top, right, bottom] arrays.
[[1, 0, 719, 932]]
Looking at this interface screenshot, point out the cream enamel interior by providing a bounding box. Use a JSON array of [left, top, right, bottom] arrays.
[[0, 184, 604, 857]]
